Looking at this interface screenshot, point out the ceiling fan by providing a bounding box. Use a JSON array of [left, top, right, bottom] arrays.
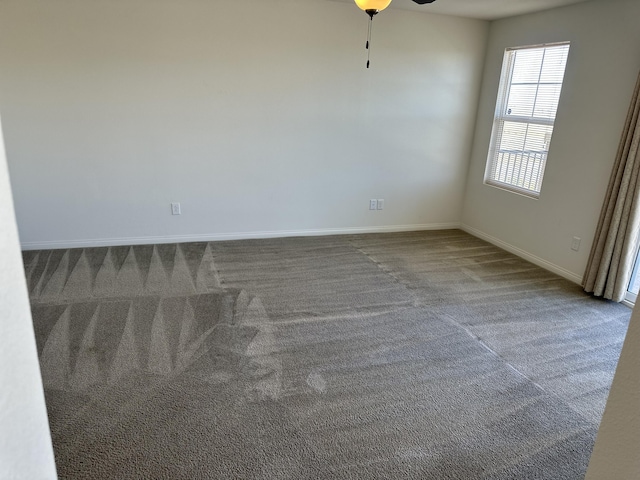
[[354, 0, 437, 68], [354, 0, 436, 17]]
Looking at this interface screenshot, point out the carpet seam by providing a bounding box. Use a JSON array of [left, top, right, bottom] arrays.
[[345, 236, 603, 427]]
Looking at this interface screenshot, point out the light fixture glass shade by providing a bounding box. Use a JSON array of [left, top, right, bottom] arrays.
[[354, 0, 392, 12]]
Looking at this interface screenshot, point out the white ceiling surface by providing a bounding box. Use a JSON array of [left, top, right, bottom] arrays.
[[330, 0, 593, 20]]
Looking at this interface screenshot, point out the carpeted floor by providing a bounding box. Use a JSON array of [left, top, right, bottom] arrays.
[[24, 230, 631, 479]]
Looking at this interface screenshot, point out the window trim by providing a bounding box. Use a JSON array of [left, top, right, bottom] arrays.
[[484, 41, 570, 199]]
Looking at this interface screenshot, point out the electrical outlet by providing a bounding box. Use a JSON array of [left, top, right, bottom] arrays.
[[171, 202, 181, 215], [377, 199, 384, 210], [369, 199, 378, 210], [571, 236, 581, 252]]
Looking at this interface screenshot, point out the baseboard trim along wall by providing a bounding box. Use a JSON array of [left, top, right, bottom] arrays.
[[20, 223, 461, 251], [460, 224, 583, 285], [20, 223, 586, 287]]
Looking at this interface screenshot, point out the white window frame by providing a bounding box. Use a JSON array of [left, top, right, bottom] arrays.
[[625, 246, 640, 306], [484, 42, 570, 199]]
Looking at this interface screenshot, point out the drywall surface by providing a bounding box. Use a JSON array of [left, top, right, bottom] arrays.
[[0, 0, 487, 248], [461, 0, 640, 280], [0, 117, 57, 477], [586, 304, 640, 479]]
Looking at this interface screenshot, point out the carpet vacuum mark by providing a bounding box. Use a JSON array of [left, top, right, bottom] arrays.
[[25, 230, 631, 479]]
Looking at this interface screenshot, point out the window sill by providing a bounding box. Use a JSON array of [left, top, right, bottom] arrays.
[[483, 180, 540, 200]]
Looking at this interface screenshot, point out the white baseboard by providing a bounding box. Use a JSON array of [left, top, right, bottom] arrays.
[[460, 223, 583, 285], [621, 299, 635, 309], [21, 222, 590, 289], [20, 222, 461, 251]]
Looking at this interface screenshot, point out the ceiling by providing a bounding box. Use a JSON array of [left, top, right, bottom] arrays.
[[330, 0, 594, 20]]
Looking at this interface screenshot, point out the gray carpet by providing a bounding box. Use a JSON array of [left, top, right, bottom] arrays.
[[24, 230, 631, 479]]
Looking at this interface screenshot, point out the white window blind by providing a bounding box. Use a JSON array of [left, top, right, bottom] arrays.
[[485, 42, 570, 198]]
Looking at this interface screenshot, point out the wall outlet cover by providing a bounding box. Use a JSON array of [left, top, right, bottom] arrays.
[[571, 236, 581, 251]]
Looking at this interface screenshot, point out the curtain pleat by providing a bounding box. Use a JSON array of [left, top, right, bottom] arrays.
[[583, 71, 640, 302]]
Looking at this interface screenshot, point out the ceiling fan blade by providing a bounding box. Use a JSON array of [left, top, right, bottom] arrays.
[[411, 0, 437, 4]]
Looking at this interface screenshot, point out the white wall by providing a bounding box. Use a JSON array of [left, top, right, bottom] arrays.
[[586, 303, 640, 479], [461, 0, 640, 282], [0, 0, 488, 249], [0, 116, 57, 477]]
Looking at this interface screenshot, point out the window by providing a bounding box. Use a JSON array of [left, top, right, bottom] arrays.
[[626, 249, 640, 305], [485, 42, 570, 198]]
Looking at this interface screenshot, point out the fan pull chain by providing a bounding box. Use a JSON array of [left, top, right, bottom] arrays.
[[366, 16, 373, 68]]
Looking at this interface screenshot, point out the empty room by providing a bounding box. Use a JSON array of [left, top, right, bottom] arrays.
[[1, 0, 640, 478]]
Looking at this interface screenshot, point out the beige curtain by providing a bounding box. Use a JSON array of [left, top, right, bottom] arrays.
[[584, 71, 640, 302]]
